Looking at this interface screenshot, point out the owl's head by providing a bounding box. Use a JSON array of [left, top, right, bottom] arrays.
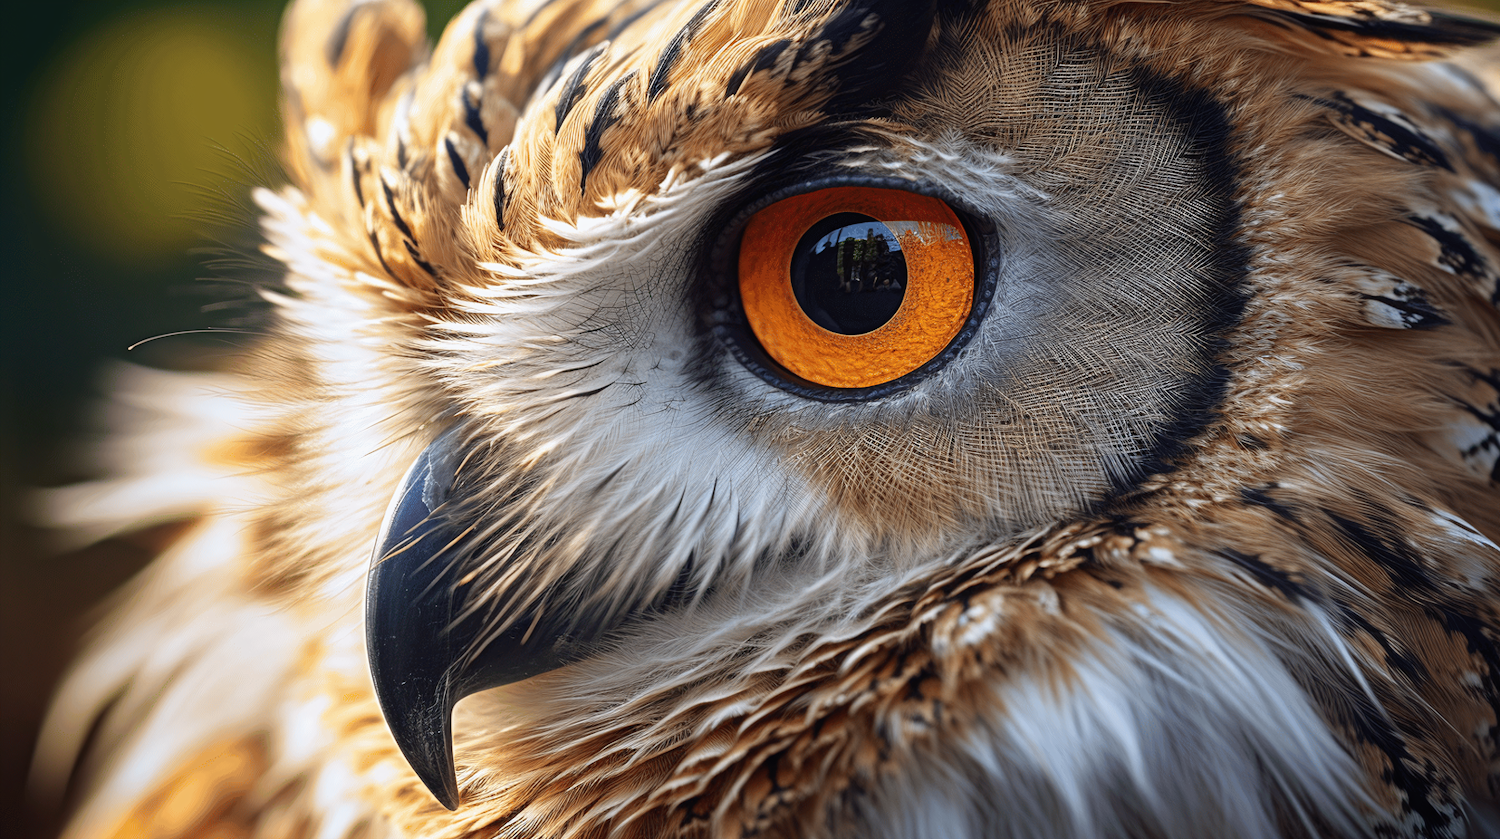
[[256, 0, 1500, 832]]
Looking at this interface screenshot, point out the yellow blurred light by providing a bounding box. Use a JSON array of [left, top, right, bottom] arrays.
[[25, 10, 276, 266]]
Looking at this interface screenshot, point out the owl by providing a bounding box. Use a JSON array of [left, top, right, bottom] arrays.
[[31, 0, 1500, 837]]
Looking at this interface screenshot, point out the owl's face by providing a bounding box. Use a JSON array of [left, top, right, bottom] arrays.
[[43, 0, 1500, 837], [342, 0, 1259, 805]]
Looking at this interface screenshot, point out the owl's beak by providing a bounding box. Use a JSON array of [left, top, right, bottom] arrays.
[[364, 424, 602, 810]]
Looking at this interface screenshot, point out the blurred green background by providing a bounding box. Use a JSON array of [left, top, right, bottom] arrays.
[[0, 2, 467, 836], [7, 1, 1500, 837]]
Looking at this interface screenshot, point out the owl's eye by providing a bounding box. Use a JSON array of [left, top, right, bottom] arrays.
[[736, 187, 978, 390]]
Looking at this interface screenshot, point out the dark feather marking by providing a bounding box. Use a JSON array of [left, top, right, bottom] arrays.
[[791, 10, 868, 76], [1317, 505, 1489, 829], [378, 175, 436, 277], [1474, 366, 1500, 396], [803, 0, 936, 112], [1219, 549, 1316, 602], [1404, 9, 1500, 45], [1240, 485, 1299, 522], [555, 46, 605, 133], [472, 8, 491, 80], [806, 2, 876, 55], [464, 85, 490, 146], [493, 147, 510, 230], [348, 145, 366, 209], [579, 73, 634, 194], [1337, 499, 1500, 758], [1328, 509, 1435, 591], [1407, 214, 1495, 286], [1270, 8, 1500, 48], [1337, 607, 1431, 685], [325, 3, 359, 66], [679, 796, 712, 828], [648, 0, 720, 102], [1323, 505, 1477, 829], [1126, 372, 1237, 485], [1321, 92, 1452, 170], [1432, 105, 1500, 172], [367, 230, 396, 278], [1358, 293, 1449, 329], [1453, 370, 1500, 474], [403, 240, 438, 278], [1428, 604, 1500, 757], [1340, 677, 1455, 832], [381, 177, 417, 241], [726, 40, 791, 96], [445, 137, 471, 190]]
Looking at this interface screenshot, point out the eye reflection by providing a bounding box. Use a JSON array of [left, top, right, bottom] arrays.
[[791, 213, 908, 335], [736, 185, 976, 390]]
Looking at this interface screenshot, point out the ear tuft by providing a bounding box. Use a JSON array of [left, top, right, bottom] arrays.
[[280, 0, 429, 183]]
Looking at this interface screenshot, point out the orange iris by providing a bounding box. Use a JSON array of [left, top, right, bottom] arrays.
[[738, 186, 975, 389]]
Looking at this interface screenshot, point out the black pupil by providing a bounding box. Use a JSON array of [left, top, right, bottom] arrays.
[[789, 213, 908, 335]]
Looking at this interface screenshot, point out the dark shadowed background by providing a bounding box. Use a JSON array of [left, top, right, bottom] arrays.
[[6, 1, 1500, 837]]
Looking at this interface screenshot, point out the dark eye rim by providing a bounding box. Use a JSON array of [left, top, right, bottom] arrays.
[[706, 175, 1000, 403]]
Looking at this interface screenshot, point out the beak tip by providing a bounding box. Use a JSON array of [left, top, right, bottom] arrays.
[[377, 683, 462, 810], [404, 736, 459, 810], [409, 715, 461, 810], [421, 765, 461, 811]]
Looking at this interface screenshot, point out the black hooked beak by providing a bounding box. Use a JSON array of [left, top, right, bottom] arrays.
[[365, 424, 603, 809]]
